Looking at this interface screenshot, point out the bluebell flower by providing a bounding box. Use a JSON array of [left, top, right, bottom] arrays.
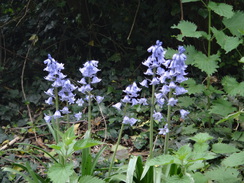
[[91, 76, 101, 84], [44, 114, 52, 123], [140, 79, 148, 88], [180, 109, 190, 119], [138, 98, 148, 105], [53, 111, 62, 119], [153, 111, 163, 121], [79, 60, 100, 78], [60, 106, 71, 114], [44, 88, 54, 97], [121, 95, 131, 103], [96, 96, 104, 104], [158, 124, 169, 135], [122, 116, 137, 126], [168, 98, 178, 106], [45, 97, 53, 105], [76, 98, 84, 106], [74, 112, 82, 121], [112, 102, 122, 111]]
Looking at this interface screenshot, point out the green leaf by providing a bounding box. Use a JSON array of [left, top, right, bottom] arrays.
[[174, 144, 192, 162], [74, 138, 103, 151], [183, 78, 205, 94], [232, 131, 244, 142], [205, 166, 241, 183], [208, 2, 234, 18], [126, 156, 138, 183], [192, 172, 208, 183], [146, 154, 174, 166], [79, 175, 105, 183], [223, 11, 244, 37], [222, 76, 244, 96], [181, 124, 198, 135], [166, 175, 194, 183], [212, 143, 240, 154], [192, 51, 220, 75], [209, 98, 236, 117], [189, 133, 213, 143], [182, 0, 200, 3], [47, 163, 74, 183], [171, 20, 204, 41], [221, 151, 244, 167], [178, 96, 194, 108], [211, 27, 242, 53], [216, 110, 243, 125]]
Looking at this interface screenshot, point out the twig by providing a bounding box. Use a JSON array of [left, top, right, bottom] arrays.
[[127, 0, 141, 40], [179, 0, 184, 21], [0, 136, 22, 151], [16, 0, 31, 26]]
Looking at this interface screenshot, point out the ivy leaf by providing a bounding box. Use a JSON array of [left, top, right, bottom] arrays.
[[212, 143, 240, 154], [209, 99, 236, 117], [79, 175, 105, 183], [221, 76, 244, 96], [221, 151, 244, 167], [211, 27, 242, 53], [192, 51, 220, 76], [48, 163, 74, 183], [205, 166, 241, 183], [171, 20, 205, 41], [208, 2, 234, 18], [223, 11, 244, 37]]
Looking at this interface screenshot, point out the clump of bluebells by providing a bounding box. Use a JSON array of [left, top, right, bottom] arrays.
[[140, 40, 189, 155], [43, 55, 103, 139]]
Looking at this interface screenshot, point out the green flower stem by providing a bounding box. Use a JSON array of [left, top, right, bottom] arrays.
[[149, 83, 156, 158], [54, 87, 60, 142], [87, 77, 92, 138], [108, 123, 125, 176], [164, 89, 173, 154]]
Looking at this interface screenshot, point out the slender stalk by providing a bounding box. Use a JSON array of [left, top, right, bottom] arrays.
[[164, 89, 173, 154], [54, 87, 60, 142], [149, 83, 155, 158], [108, 123, 125, 176]]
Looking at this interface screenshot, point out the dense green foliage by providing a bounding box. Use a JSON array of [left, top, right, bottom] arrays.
[[1, 0, 244, 182]]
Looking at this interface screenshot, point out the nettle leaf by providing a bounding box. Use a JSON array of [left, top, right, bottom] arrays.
[[223, 11, 244, 37], [185, 45, 198, 65], [166, 175, 193, 183], [171, 20, 204, 41], [209, 98, 236, 117], [208, 2, 234, 18], [222, 76, 244, 96], [193, 51, 220, 75], [221, 151, 244, 167], [205, 166, 241, 183], [48, 163, 74, 183], [212, 143, 240, 154], [211, 27, 242, 53], [79, 175, 105, 183], [146, 154, 174, 166], [189, 133, 213, 143], [183, 78, 205, 94], [181, 124, 198, 135], [178, 96, 194, 107]]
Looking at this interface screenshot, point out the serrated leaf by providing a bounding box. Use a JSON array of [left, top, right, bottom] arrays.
[[192, 172, 208, 183], [205, 166, 241, 183], [178, 96, 194, 107], [79, 175, 105, 183], [189, 133, 213, 143], [183, 78, 205, 94], [232, 131, 244, 142], [212, 143, 240, 154], [211, 27, 242, 53], [221, 151, 244, 167], [171, 20, 204, 41], [166, 175, 194, 183], [185, 45, 198, 65], [181, 124, 198, 135], [193, 51, 220, 75], [146, 154, 174, 166], [209, 98, 236, 117], [208, 2, 234, 18], [223, 11, 244, 37], [222, 76, 244, 96], [48, 163, 74, 183]]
